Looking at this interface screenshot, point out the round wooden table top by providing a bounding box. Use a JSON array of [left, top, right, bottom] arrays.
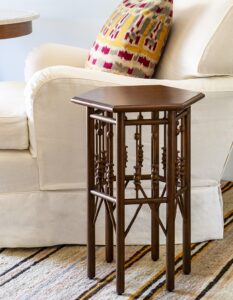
[[0, 10, 39, 39]]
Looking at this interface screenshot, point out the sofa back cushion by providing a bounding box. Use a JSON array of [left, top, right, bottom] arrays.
[[156, 0, 233, 79], [86, 0, 173, 78]]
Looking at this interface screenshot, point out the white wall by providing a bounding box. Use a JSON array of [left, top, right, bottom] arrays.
[[0, 0, 119, 81]]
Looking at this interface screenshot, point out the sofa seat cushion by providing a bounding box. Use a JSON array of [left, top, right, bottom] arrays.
[[0, 81, 28, 149]]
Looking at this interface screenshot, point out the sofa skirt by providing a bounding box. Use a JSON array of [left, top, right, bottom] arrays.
[[0, 182, 223, 248]]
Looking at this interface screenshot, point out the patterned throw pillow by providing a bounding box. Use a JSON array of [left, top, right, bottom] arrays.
[[86, 0, 173, 78]]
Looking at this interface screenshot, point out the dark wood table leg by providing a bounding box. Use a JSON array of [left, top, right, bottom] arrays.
[[105, 202, 114, 262], [105, 113, 114, 263], [87, 107, 96, 279], [166, 111, 177, 291], [116, 112, 125, 295], [183, 108, 191, 274], [151, 112, 160, 261]]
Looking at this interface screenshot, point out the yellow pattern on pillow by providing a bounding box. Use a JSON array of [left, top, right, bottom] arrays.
[[86, 0, 173, 78]]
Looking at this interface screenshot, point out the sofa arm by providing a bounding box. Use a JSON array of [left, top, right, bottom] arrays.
[[24, 43, 89, 81], [25, 66, 123, 190], [25, 66, 233, 190]]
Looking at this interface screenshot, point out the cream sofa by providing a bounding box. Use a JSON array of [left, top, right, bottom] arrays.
[[0, 0, 233, 247]]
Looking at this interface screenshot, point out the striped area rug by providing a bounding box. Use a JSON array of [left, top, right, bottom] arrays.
[[0, 182, 232, 300]]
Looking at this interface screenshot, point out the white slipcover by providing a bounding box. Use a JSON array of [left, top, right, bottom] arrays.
[[0, 150, 39, 193], [0, 42, 230, 247], [0, 41, 232, 247], [156, 0, 233, 79], [25, 65, 233, 191], [0, 82, 28, 150]]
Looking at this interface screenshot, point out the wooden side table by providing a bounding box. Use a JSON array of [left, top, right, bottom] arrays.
[[0, 10, 39, 39], [72, 85, 204, 295]]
